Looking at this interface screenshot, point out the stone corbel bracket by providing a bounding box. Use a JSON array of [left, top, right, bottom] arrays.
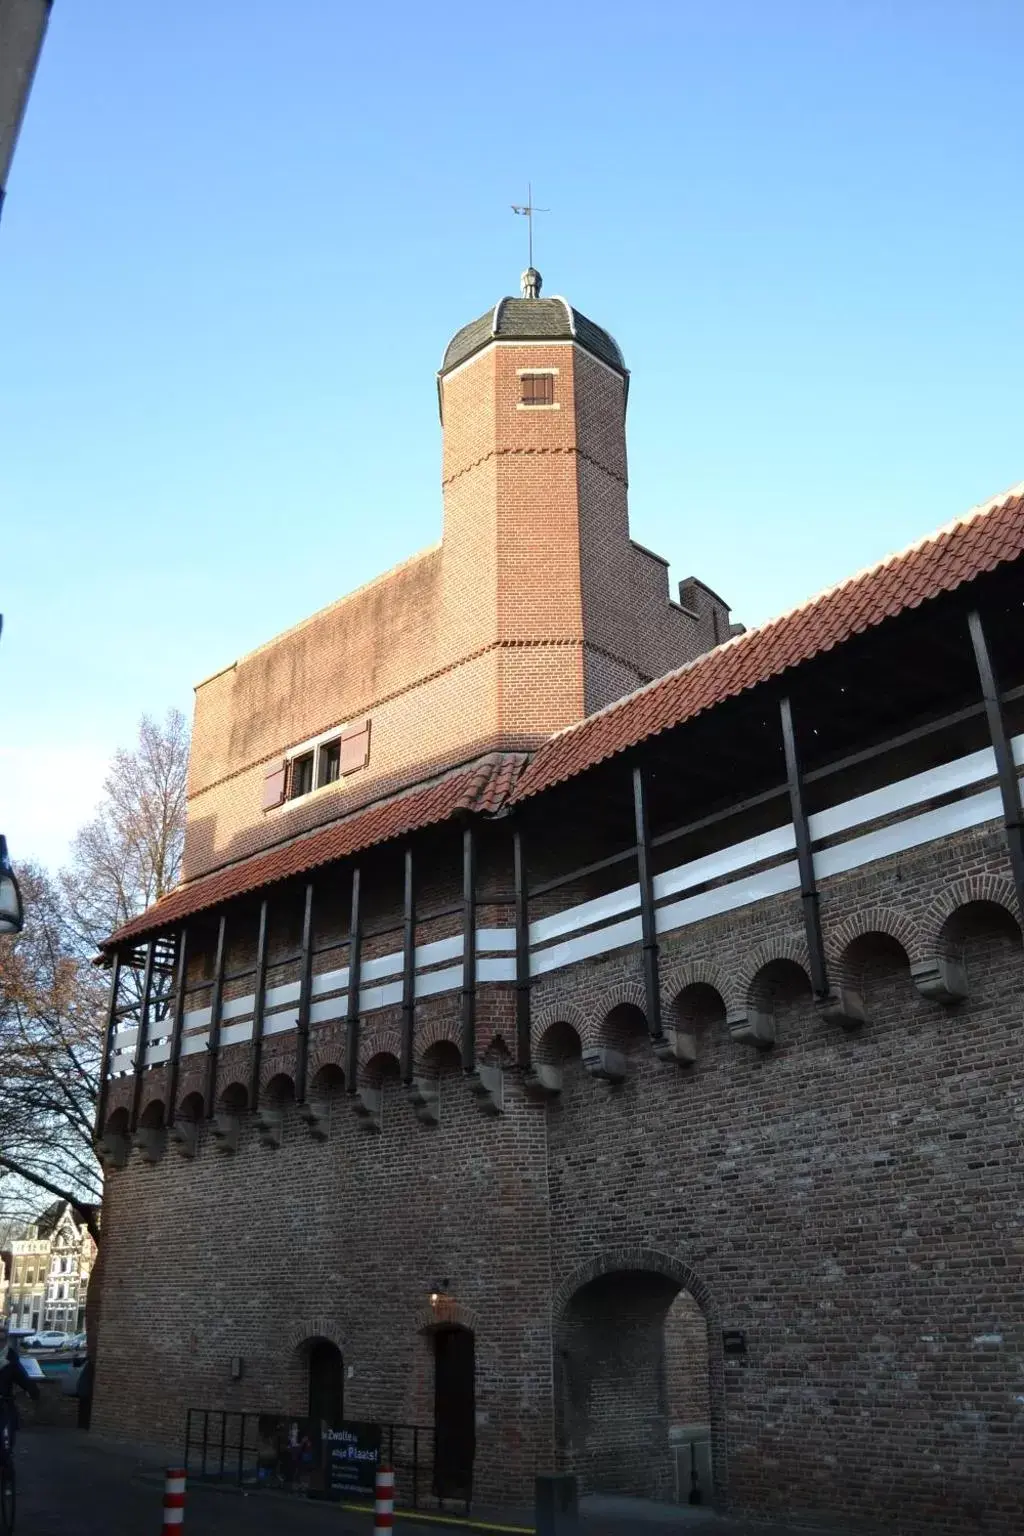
[[352, 1087, 382, 1132], [169, 1121, 198, 1159], [911, 956, 969, 1005], [817, 985, 868, 1032], [582, 1046, 628, 1084], [95, 1132, 129, 1170], [211, 1112, 240, 1154], [298, 1098, 329, 1141], [132, 1127, 166, 1164], [523, 1063, 562, 1101], [468, 1065, 504, 1115], [652, 1029, 697, 1067], [254, 1107, 283, 1149], [727, 1007, 775, 1051], [407, 1078, 440, 1126]]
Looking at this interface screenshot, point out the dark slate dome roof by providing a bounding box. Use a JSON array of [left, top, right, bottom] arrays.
[[440, 288, 626, 377]]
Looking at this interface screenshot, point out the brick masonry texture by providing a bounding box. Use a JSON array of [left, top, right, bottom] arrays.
[[94, 815, 1024, 1534], [94, 288, 1023, 1536], [182, 336, 730, 884]]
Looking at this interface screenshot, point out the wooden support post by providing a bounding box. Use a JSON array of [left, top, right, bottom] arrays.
[[632, 764, 664, 1041], [95, 951, 123, 1138], [968, 608, 1024, 914], [295, 882, 315, 1104], [130, 941, 157, 1130], [461, 824, 477, 1073], [513, 824, 531, 1070], [204, 915, 228, 1119], [165, 928, 189, 1127], [247, 901, 269, 1111], [401, 847, 416, 1084], [780, 696, 829, 997], [345, 866, 362, 1094]]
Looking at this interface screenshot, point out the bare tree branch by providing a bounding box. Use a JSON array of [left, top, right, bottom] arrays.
[[0, 710, 188, 1237]]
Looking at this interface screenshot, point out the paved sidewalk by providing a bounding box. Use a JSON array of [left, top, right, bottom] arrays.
[[15, 1427, 859, 1536]]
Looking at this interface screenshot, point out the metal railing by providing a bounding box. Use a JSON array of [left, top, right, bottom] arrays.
[[183, 1409, 471, 1513]]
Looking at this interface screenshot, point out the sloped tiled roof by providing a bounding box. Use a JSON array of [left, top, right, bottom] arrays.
[[511, 484, 1024, 801], [105, 482, 1024, 951], [441, 295, 625, 376], [106, 754, 527, 949]]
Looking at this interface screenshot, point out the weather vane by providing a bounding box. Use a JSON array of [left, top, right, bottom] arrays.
[[511, 183, 548, 272]]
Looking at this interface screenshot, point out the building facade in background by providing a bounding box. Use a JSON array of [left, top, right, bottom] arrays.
[[91, 272, 1024, 1536], [3, 1201, 96, 1334]]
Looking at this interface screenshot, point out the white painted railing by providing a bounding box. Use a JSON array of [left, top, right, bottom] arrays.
[[108, 733, 1022, 1076]]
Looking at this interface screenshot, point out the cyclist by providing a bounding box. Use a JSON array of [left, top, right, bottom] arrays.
[[0, 1327, 40, 1459]]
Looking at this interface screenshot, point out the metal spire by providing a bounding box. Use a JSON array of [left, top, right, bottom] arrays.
[[511, 183, 548, 272]]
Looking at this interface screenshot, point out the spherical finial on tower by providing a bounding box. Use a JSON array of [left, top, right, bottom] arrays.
[[521, 267, 542, 299]]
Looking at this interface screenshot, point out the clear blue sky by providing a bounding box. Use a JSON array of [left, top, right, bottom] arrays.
[[2, 1, 1022, 871]]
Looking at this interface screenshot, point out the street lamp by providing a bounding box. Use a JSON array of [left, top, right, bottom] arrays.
[[0, 834, 23, 935]]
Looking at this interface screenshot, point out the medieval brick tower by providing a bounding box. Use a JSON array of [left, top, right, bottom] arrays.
[[438, 268, 732, 732], [182, 270, 734, 884]]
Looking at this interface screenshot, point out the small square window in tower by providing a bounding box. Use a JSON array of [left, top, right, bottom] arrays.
[[520, 372, 554, 406]]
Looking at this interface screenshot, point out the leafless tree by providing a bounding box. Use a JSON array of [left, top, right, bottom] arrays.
[[61, 709, 189, 958], [0, 711, 189, 1243], [0, 863, 105, 1242]]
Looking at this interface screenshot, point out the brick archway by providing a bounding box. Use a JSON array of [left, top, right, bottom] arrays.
[[827, 906, 926, 973], [922, 875, 1022, 954], [286, 1319, 347, 1355], [552, 1248, 726, 1501]]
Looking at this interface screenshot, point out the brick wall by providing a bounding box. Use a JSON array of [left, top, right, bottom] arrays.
[[95, 811, 1024, 1534], [184, 335, 728, 882], [664, 1290, 710, 1426]]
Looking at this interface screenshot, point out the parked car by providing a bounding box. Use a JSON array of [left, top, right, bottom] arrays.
[[29, 1330, 70, 1350]]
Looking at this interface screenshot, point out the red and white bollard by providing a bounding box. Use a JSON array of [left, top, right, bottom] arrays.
[[374, 1463, 395, 1530], [162, 1467, 186, 1532]]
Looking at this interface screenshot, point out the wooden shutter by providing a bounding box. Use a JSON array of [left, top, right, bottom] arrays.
[[339, 721, 371, 775], [262, 760, 287, 810]]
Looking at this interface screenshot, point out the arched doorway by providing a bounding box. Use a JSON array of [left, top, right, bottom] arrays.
[[432, 1325, 475, 1501], [307, 1340, 344, 1425], [555, 1255, 719, 1503]]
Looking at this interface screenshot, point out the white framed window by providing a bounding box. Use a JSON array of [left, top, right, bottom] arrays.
[[262, 720, 372, 812]]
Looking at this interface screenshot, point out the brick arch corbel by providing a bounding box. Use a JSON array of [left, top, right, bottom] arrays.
[[308, 1031, 347, 1080], [737, 935, 812, 1008], [827, 906, 926, 977], [174, 1064, 205, 1114], [593, 980, 649, 1042], [414, 1016, 462, 1071], [922, 875, 1022, 954], [659, 961, 731, 1021], [257, 1056, 295, 1097], [137, 1090, 168, 1127], [531, 1001, 594, 1058], [358, 1026, 402, 1072]]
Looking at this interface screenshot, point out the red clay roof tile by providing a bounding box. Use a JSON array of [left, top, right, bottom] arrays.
[[106, 483, 1024, 950], [510, 485, 1024, 803], [107, 753, 528, 949]]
